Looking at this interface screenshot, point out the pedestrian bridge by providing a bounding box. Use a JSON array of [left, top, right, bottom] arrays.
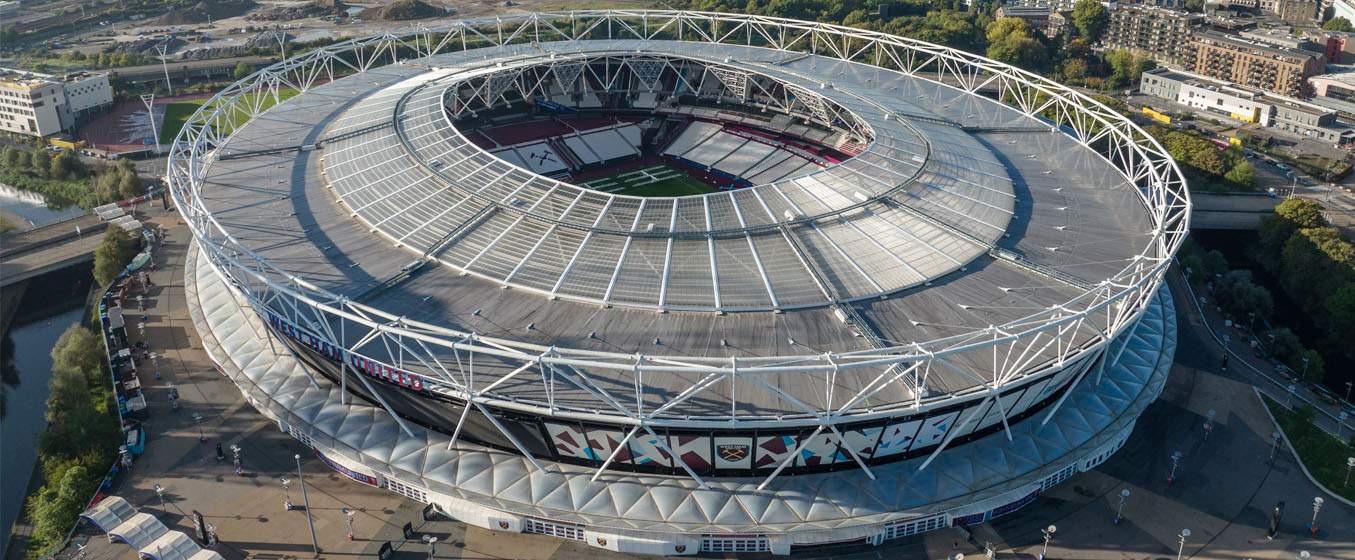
[[1190, 193, 1282, 230]]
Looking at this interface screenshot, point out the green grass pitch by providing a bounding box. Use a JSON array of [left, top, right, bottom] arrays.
[[581, 164, 716, 197]]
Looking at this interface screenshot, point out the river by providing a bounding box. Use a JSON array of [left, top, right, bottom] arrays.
[[0, 267, 90, 556]]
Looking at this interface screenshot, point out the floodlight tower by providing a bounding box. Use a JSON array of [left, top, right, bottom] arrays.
[[155, 42, 172, 96]]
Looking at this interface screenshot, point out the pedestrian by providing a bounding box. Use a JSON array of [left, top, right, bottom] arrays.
[[215, 442, 225, 461]]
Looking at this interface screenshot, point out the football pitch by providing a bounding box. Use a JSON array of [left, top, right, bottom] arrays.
[[581, 164, 716, 197]]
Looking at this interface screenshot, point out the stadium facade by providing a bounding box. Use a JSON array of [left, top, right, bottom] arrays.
[[171, 11, 1188, 556]]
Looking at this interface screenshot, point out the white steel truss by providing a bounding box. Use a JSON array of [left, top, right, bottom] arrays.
[[166, 10, 1191, 489]]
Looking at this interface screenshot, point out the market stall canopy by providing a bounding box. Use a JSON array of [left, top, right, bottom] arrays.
[[80, 496, 137, 533], [108, 512, 167, 550]]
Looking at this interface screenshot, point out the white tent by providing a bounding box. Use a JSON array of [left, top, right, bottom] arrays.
[[108, 512, 167, 550], [138, 531, 201, 560], [187, 549, 226, 560], [80, 496, 137, 533]]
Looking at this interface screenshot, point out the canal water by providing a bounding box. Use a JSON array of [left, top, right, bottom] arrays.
[[0, 183, 84, 228], [0, 265, 93, 557]]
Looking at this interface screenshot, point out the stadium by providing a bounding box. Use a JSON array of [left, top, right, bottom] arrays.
[[170, 11, 1189, 556]]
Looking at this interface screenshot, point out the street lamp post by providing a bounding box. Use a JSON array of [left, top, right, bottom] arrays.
[[1204, 409, 1216, 442], [1345, 457, 1355, 486], [1339, 411, 1349, 440], [1038, 524, 1055, 560], [1286, 384, 1297, 408], [1344, 381, 1352, 406], [1270, 431, 1283, 464], [1301, 357, 1310, 381], [153, 483, 166, 515], [280, 476, 292, 511], [422, 534, 439, 559], [1306, 496, 1323, 534], [295, 454, 319, 555], [1114, 489, 1130, 525], [343, 507, 355, 541], [1168, 451, 1182, 484], [1176, 529, 1190, 560], [192, 412, 204, 443]]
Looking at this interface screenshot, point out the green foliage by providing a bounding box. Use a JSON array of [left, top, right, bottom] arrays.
[[1224, 160, 1256, 190], [1214, 270, 1274, 322], [1264, 396, 1353, 502], [1105, 49, 1154, 88], [92, 225, 135, 287], [25, 322, 121, 556], [1184, 0, 1204, 11], [1324, 16, 1354, 32], [94, 159, 144, 204], [1254, 199, 1355, 378], [1202, 249, 1228, 277], [1262, 327, 1301, 362], [234, 61, 251, 81], [0, 215, 18, 234], [0, 147, 95, 208], [1289, 348, 1325, 383], [1072, 0, 1109, 42]]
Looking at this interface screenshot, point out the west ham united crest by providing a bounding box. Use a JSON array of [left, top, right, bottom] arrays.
[[717, 443, 749, 462], [498, 521, 509, 529], [596, 537, 607, 546], [674, 545, 686, 553]]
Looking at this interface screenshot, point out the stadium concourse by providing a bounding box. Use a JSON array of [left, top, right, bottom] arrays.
[[168, 11, 1189, 557]]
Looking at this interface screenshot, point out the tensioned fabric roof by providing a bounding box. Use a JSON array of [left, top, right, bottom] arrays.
[[188, 244, 1176, 535], [197, 39, 1152, 402]]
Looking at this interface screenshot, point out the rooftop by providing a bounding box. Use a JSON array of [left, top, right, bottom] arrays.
[[193, 40, 1154, 415], [1195, 30, 1320, 60]]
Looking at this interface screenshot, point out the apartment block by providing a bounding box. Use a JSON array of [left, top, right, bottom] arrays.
[[1105, 4, 1205, 68], [0, 68, 113, 138], [1191, 31, 1325, 97]]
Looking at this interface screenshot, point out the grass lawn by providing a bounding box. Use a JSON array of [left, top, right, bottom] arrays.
[[581, 164, 716, 197], [159, 88, 301, 144], [1263, 395, 1355, 502]]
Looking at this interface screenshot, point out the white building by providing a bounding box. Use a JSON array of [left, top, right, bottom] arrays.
[[0, 68, 113, 138], [1140, 67, 1355, 144]]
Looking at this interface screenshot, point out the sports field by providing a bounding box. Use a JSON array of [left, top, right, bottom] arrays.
[[159, 88, 301, 144], [581, 164, 716, 197]]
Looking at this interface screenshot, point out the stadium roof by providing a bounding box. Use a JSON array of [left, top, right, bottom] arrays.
[[194, 39, 1154, 408]]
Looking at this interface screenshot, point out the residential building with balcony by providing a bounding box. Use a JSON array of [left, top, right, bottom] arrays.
[[1191, 31, 1325, 97], [1105, 4, 1206, 68]]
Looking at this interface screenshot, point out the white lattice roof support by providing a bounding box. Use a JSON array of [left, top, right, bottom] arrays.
[[708, 66, 748, 99], [628, 58, 666, 90]]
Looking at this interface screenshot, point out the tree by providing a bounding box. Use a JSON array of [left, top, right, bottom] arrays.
[[1224, 160, 1255, 190], [30, 149, 51, 178], [118, 169, 143, 199], [1289, 348, 1325, 383], [1261, 327, 1301, 362], [49, 151, 74, 180], [1202, 249, 1228, 277], [0, 146, 17, 168], [988, 35, 1049, 70], [986, 17, 1034, 44], [92, 225, 134, 286], [1184, 0, 1204, 11], [51, 324, 103, 381], [1215, 270, 1274, 322], [1062, 58, 1089, 81], [1324, 16, 1354, 32], [234, 61, 251, 81], [1072, 0, 1109, 43]]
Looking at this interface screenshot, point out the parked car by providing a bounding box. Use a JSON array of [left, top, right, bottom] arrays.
[[1275, 162, 1290, 171]]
